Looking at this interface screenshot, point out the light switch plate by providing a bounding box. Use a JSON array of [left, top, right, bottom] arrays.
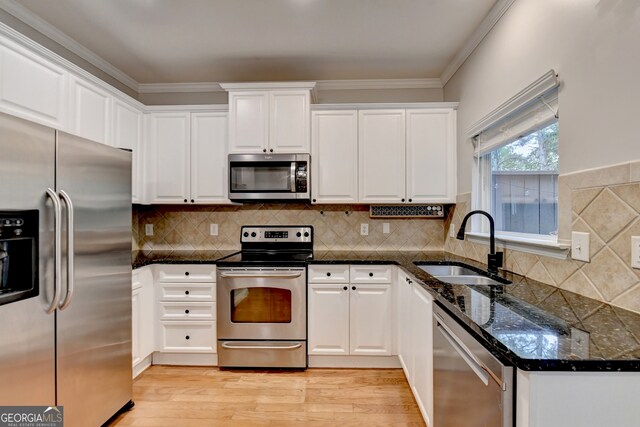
[[145, 224, 153, 236], [210, 223, 218, 236], [449, 223, 456, 238], [360, 223, 369, 236], [631, 236, 640, 269], [571, 231, 590, 262], [382, 223, 390, 234]]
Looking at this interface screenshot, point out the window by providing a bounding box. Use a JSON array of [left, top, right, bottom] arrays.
[[484, 121, 559, 236], [470, 70, 562, 247]]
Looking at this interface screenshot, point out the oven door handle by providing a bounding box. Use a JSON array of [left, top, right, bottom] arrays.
[[219, 272, 303, 279], [221, 342, 302, 350]]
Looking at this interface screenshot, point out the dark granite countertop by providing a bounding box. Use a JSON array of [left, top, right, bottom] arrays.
[[133, 249, 640, 372], [132, 250, 239, 269]]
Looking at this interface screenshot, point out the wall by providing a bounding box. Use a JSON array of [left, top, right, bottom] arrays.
[[134, 203, 446, 253], [444, 0, 640, 194]]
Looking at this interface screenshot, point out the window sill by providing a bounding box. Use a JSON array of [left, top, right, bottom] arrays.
[[464, 232, 570, 260]]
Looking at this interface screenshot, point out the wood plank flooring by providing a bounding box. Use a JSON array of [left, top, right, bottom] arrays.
[[108, 366, 425, 426]]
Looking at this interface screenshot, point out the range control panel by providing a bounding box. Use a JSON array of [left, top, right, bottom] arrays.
[[241, 226, 313, 243]]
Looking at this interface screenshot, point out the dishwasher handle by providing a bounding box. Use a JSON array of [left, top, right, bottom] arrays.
[[434, 313, 506, 391]]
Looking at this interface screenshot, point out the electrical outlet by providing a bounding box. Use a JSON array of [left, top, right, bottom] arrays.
[[145, 224, 154, 236], [631, 236, 640, 269], [383, 223, 390, 234], [210, 223, 218, 236], [449, 223, 456, 238], [571, 231, 590, 262], [360, 223, 369, 236]]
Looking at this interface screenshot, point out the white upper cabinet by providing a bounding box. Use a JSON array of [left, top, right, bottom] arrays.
[[0, 38, 68, 130], [223, 83, 314, 154], [112, 99, 143, 203], [358, 109, 406, 203], [228, 91, 269, 153], [69, 76, 111, 145], [406, 109, 456, 203], [311, 110, 358, 203], [145, 112, 191, 203], [190, 112, 229, 203]]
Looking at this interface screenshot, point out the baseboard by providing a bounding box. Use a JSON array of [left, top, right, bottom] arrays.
[[133, 354, 153, 378], [152, 352, 218, 366], [308, 355, 401, 368]]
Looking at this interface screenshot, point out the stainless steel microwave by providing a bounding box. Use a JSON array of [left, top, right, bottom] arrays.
[[228, 153, 310, 202]]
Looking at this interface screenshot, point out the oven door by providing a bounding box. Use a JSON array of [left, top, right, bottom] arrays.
[[217, 267, 306, 340]]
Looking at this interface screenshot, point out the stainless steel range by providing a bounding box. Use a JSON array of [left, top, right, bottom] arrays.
[[216, 226, 313, 368]]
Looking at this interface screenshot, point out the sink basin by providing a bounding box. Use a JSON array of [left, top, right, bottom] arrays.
[[415, 262, 511, 286]]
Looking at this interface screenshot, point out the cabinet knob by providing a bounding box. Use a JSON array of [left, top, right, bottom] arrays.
[[270, 149, 274, 152], [191, 199, 194, 203], [185, 309, 190, 314], [185, 335, 190, 340], [401, 198, 405, 202], [185, 272, 190, 276], [312, 198, 316, 203], [263, 149, 267, 153], [405, 277, 410, 282], [352, 286, 356, 290], [326, 272, 331, 277], [408, 198, 412, 203], [183, 199, 188, 203], [368, 272, 373, 277], [185, 290, 190, 295], [343, 286, 348, 291]]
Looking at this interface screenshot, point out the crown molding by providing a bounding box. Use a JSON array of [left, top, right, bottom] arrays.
[[466, 69, 559, 138], [138, 82, 225, 93], [439, 0, 517, 86], [316, 78, 442, 91], [311, 102, 458, 111], [0, 0, 140, 91]]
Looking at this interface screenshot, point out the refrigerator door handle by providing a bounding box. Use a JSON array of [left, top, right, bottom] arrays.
[[45, 188, 62, 314], [58, 190, 75, 311]]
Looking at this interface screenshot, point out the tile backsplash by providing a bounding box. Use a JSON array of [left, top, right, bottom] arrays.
[[445, 160, 640, 315], [134, 203, 446, 253]]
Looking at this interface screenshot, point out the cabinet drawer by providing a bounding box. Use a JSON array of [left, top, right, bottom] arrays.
[[159, 321, 216, 352], [160, 302, 216, 320], [350, 265, 393, 284], [308, 264, 350, 283], [160, 283, 215, 302], [157, 265, 216, 283]]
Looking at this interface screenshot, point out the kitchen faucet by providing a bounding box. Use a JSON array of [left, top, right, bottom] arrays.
[[456, 210, 503, 274]]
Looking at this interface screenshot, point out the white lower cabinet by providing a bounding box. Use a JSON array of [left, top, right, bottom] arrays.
[[308, 265, 393, 358], [397, 270, 414, 378], [410, 282, 434, 426], [132, 266, 154, 377], [159, 321, 216, 352]]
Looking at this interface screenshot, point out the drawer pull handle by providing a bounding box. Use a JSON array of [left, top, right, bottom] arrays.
[[185, 309, 190, 314], [185, 335, 190, 340], [369, 272, 373, 277], [326, 272, 331, 277], [185, 290, 190, 295]]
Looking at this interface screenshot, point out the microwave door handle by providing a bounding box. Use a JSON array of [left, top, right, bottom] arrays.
[[290, 162, 296, 192], [45, 188, 62, 314]]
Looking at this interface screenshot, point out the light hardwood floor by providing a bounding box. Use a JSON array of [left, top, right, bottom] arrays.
[[108, 366, 425, 426]]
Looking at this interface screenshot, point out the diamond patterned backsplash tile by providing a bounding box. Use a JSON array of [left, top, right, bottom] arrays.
[[135, 203, 446, 254], [445, 173, 640, 315]]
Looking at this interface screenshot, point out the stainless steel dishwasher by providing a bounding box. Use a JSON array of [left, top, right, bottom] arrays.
[[433, 303, 514, 427]]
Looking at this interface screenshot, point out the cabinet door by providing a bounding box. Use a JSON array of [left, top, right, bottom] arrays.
[[69, 76, 111, 145], [113, 99, 143, 202], [228, 92, 269, 153], [191, 112, 230, 203], [132, 287, 141, 367], [269, 90, 310, 153], [311, 110, 358, 203], [411, 283, 434, 426], [145, 112, 191, 203], [139, 267, 156, 358], [308, 283, 349, 355], [358, 110, 406, 203], [406, 109, 456, 203], [397, 271, 414, 380], [350, 283, 392, 356], [0, 38, 67, 129]]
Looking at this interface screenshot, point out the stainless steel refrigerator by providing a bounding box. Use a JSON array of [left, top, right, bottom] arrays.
[[0, 112, 133, 426]]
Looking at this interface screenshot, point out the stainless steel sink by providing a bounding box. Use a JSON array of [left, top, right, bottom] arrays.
[[415, 262, 511, 286]]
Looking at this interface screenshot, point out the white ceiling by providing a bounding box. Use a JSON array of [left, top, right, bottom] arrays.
[[3, 0, 502, 89]]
